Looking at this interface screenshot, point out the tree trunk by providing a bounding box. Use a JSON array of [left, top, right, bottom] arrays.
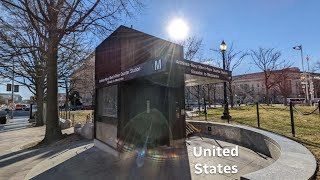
[[283, 96, 288, 106], [207, 85, 211, 105], [264, 72, 270, 106], [202, 87, 206, 113], [35, 80, 44, 126], [266, 88, 270, 105], [213, 87, 216, 107], [43, 37, 62, 143]]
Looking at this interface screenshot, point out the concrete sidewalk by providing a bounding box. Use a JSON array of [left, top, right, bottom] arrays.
[[27, 138, 273, 180], [0, 127, 273, 180], [0, 126, 79, 180]]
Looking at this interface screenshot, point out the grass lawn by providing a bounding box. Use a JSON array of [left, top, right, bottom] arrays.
[[59, 110, 94, 125], [195, 105, 320, 179]]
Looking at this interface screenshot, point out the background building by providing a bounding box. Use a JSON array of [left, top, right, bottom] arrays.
[[58, 93, 67, 106], [70, 53, 95, 106], [233, 67, 319, 104], [0, 92, 22, 104], [185, 67, 320, 106]]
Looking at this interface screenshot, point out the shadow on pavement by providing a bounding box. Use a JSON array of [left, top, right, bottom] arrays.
[[32, 144, 192, 180], [0, 138, 91, 169]]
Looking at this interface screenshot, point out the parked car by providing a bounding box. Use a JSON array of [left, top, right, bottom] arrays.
[[15, 104, 27, 111], [24, 104, 30, 111], [0, 110, 7, 124]]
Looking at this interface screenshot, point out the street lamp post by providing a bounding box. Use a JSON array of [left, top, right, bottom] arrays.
[[293, 45, 310, 105], [220, 41, 232, 121]]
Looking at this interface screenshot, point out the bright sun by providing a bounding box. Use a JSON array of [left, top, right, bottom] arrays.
[[167, 18, 189, 40]]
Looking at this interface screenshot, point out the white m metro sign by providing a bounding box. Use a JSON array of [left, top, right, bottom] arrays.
[[154, 59, 162, 71]]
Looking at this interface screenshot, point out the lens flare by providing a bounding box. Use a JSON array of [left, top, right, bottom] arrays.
[[167, 18, 189, 40], [136, 147, 147, 167]]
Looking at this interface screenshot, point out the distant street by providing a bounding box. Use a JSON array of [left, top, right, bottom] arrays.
[[0, 111, 31, 133]]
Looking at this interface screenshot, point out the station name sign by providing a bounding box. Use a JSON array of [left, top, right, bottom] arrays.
[[98, 66, 142, 84], [97, 58, 231, 86], [175, 59, 231, 81], [98, 58, 166, 86]]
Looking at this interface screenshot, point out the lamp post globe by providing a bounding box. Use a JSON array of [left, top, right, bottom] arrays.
[[220, 40, 227, 52], [220, 40, 232, 121]]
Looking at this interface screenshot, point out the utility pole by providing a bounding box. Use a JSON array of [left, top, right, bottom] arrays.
[[65, 77, 69, 119], [293, 45, 309, 105], [306, 56, 314, 103], [300, 46, 309, 105], [11, 58, 14, 119]]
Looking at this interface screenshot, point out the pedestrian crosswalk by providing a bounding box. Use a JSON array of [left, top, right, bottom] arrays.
[[0, 117, 32, 133]]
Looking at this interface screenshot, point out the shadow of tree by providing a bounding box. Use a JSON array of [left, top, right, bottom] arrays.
[[0, 137, 91, 169], [32, 145, 192, 180]]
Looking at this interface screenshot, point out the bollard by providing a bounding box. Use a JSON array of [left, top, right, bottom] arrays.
[[92, 111, 94, 123], [72, 114, 75, 126], [290, 101, 295, 137], [29, 104, 33, 119], [256, 102, 260, 128], [318, 101, 320, 116]]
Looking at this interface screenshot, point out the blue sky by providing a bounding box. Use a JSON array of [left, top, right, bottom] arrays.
[[0, 82, 32, 101], [5, 0, 320, 100], [123, 0, 320, 73]]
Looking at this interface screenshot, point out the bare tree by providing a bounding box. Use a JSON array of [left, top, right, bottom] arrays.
[[314, 61, 320, 72], [212, 43, 248, 107], [186, 85, 203, 112], [0, 16, 89, 126], [250, 48, 290, 105], [180, 36, 203, 61], [0, 16, 47, 126], [313, 79, 320, 99], [210, 84, 218, 107], [0, 0, 143, 143], [179, 36, 205, 111], [272, 68, 294, 105], [70, 53, 95, 106]]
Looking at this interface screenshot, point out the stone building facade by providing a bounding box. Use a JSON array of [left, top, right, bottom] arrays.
[[186, 67, 320, 105], [71, 53, 95, 106], [232, 67, 319, 104]]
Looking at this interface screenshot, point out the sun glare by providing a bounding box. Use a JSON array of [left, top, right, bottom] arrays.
[[167, 18, 189, 40]]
